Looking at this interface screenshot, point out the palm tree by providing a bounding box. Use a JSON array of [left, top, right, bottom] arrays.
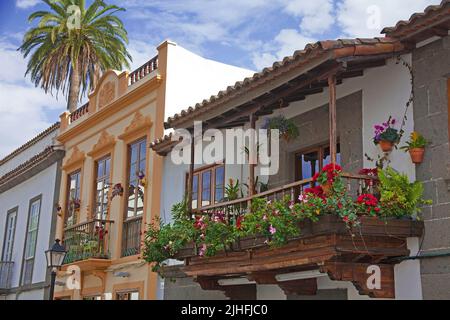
[[19, 0, 132, 112]]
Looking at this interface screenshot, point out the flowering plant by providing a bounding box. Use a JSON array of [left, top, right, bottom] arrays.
[[138, 171, 147, 188], [262, 116, 299, 141], [70, 198, 81, 211], [111, 183, 124, 199], [400, 132, 428, 151], [313, 164, 343, 186], [356, 194, 380, 217], [373, 117, 400, 145]]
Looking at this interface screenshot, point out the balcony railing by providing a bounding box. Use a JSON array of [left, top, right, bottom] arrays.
[[69, 102, 89, 124], [128, 56, 158, 86], [63, 219, 114, 264], [121, 216, 143, 257], [193, 172, 376, 220], [0, 261, 14, 291]]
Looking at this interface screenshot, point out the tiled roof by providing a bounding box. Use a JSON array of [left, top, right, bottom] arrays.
[[164, 37, 403, 128], [0, 146, 56, 186], [382, 0, 450, 38], [0, 122, 60, 166]]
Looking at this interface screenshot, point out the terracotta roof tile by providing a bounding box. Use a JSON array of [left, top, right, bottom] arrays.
[[165, 38, 402, 129], [382, 0, 450, 37]]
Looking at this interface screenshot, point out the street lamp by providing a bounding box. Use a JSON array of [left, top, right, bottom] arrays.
[[45, 239, 67, 300]]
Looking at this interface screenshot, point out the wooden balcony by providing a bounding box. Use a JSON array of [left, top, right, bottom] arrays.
[[171, 173, 424, 299], [62, 219, 114, 272]]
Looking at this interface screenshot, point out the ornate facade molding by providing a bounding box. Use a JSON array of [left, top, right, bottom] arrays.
[[98, 81, 116, 109], [62, 146, 85, 172], [87, 130, 116, 158], [118, 111, 153, 141]]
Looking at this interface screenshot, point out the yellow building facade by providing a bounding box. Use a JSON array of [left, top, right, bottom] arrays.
[[52, 41, 253, 300], [54, 50, 164, 301]]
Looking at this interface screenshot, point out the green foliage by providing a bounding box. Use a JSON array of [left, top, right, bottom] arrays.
[[19, 0, 132, 111], [378, 167, 432, 217], [400, 132, 428, 151], [238, 197, 300, 246], [224, 179, 242, 201], [263, 116, 299, 141]]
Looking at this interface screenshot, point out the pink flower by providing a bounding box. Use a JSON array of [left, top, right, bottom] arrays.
[[199, 244, 207, 257], [263, 215, 268, 221], [269, 225, 277, 235]]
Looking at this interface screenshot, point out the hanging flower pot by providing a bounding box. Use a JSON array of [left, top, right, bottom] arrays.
[[401, 132, 428, 165], [379, 140, 394, 153], [262, 116, 299, 142], [409, 148, 425, 164], [373, 117, 400, 153]]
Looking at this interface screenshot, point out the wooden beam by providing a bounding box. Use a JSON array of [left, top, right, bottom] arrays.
[[328, 74, 338, 165], [187, 132, 195, 213], [249, 113, 257, 196], [278, 278, 318, 296]]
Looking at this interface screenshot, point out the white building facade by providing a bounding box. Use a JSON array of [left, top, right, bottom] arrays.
[[0, 124, 64, 300]]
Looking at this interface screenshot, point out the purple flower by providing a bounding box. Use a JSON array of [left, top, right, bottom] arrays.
[[391, 119, 396, 125], [138, 171, 145, 180], [269, 225, 277, 235]]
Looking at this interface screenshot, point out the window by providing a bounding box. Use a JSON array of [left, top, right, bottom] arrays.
[[122, 138, 146, 257], [94, 156, 111, 221], [116, 291, 139, 300], [21, 197, 41, 286], [125, 138, 147, 219], [188, 164, 225, 209], [83, 295, 102, 300], [295, 144, 341, 184], [2, 208, 17, 262], [65, 170, 81, 227]]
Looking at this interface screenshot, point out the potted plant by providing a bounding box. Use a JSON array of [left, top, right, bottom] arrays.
[[400, 132, 428, 164], [262, 116, 299, 142], [373, 117, 400, 152]]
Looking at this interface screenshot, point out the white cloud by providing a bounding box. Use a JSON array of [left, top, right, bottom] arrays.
[[282, 0, 335, 35], [252, 29, 316, 70], [337, 0, 438, 38], [16, 0, 40, 9], [0, 36, 64, 158]]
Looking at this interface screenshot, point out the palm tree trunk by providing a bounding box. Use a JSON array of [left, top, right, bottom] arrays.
[[67, 63, 80, 113]]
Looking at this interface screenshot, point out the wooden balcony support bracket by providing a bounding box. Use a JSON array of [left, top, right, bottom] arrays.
[[320, 262, 395, 299], [278, 278, 318, 296]]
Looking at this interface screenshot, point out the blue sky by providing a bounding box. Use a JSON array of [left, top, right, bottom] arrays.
[[0, 0, 439, 158]]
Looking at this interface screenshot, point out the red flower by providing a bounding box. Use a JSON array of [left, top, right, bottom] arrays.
[[236, 216, 243, 230], [343, 216, 350, 223], [304, 186, 325, 199], [312, 173, 320, 182], [357, 194, 378, 207], [323, 164, 342, 172]]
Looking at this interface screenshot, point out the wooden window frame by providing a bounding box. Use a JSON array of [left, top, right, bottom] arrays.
[[295, 143, 341, 181], [20, 195, 42, 286], [124, 137, 147, 220], [65, 170, 81, 227], [187, 163, 225, 209], [2, 207, 18, 262], [93, 155, 112, 221]]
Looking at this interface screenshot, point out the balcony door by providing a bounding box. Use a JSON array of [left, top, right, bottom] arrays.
[[295, 144, 341, 184]]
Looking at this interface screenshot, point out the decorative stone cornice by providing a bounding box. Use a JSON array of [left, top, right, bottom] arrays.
[[87, 130, 116, 158], [118, 111, 153, 141], [62, 146, 85, 172]]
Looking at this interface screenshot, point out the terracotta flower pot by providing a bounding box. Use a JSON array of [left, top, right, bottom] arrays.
[[322, 182, 332, 195], [379, 140, 394, 153], [409, 148, 425, 164]]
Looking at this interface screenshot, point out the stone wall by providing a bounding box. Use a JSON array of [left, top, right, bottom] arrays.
[[269, 91, 363, 187], [413, 35, 450, 300]]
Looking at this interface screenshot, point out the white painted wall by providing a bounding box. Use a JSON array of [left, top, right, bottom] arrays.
[[0, 132, 57, 177], [164, 42, 255, 125], [0, 161, 58, 300]]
